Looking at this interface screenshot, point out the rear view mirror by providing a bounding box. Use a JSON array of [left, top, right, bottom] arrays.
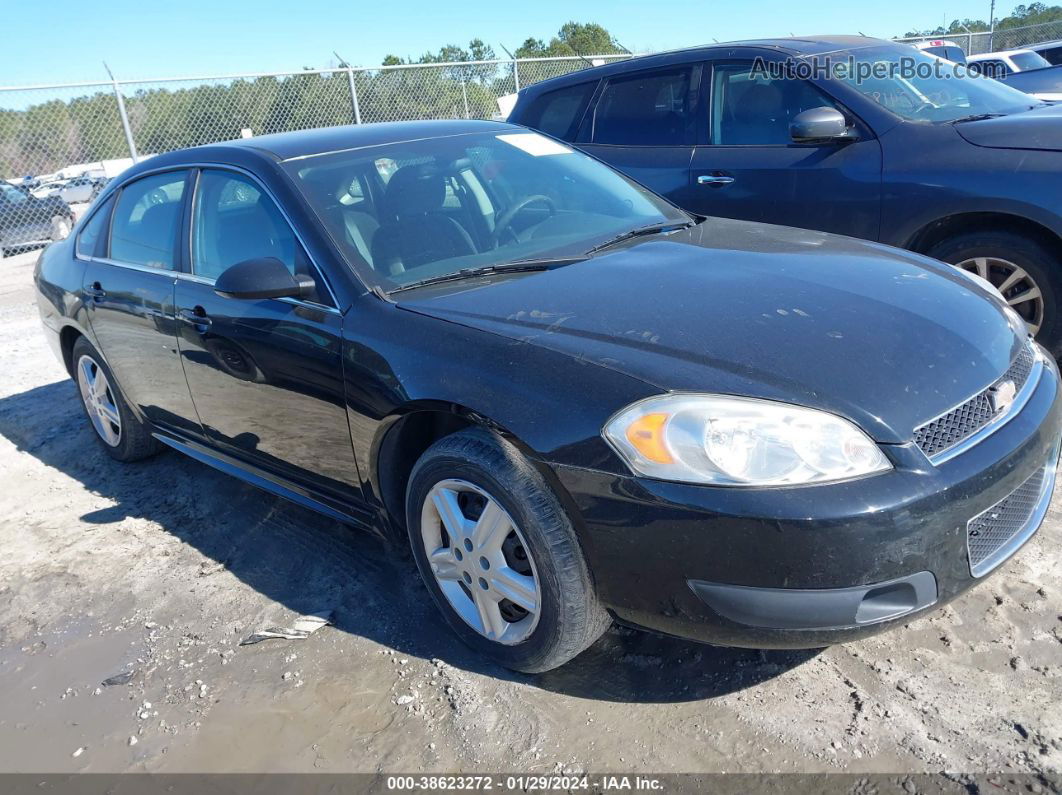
[[214, 257, 315, 300], [790, 107, 857, 144]]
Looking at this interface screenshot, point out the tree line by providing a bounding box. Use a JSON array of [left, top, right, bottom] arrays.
[[902, 2, 1062, 38], [0, 22, 624, 179]]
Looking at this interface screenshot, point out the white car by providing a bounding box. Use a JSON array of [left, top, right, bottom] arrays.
[[912, 39, 968, 63], [31, 176, 104, 204], [967, 48, 1053, 77]]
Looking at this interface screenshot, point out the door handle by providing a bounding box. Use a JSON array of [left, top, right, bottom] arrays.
[[85, 281, 106, 300], [178, 306, 212, 330], [697, 174, 736, 187]]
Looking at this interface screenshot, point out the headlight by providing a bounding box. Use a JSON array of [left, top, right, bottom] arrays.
[[603, 394, 891, 487]]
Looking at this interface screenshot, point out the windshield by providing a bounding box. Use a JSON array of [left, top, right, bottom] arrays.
[[823, 45, 1039, 122], [285, 130, 689, 291], [1011, 51, 1051, 71]]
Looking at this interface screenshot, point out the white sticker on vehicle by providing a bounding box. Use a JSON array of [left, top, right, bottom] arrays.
[[495, 132, 574, 156]]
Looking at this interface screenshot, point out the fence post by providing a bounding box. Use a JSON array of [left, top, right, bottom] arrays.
[[347, 67, 362, 124], [512, 59, 521, 91], [104, 64, 138, 163], [461, 82, 470, 119]]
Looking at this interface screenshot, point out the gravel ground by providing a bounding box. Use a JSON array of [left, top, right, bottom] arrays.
[[0, 245, 1060, 776]]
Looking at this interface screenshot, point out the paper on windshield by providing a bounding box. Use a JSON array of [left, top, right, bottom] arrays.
[[496, 132, 573, 156]]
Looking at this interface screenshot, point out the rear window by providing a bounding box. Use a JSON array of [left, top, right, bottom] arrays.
[[520, 82, 596, 141], [591, 68, 693, 146], [1011, 51, 1051, 71], [76, 196, 114, 259]]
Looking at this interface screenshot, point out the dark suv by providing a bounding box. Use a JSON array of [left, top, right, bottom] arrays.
[[509, 36, 1062, 353]]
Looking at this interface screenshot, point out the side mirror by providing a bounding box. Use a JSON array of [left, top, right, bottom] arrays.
[[214, 257, 315, 300], [790, 107, 856, 144]]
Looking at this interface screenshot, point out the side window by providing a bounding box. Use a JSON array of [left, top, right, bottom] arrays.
[[191, 169, 333, 307], [972, 59, 1009, 78], [110, 171, 187, 270], [521, 82, 596, 141], [75, 195, 115, 259], [591, 68, 693, 146], [710, 63, 840, 146]]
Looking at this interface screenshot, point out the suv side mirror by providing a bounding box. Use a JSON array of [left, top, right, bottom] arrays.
[[790, 107, 857, 144], [214, 257, 315, 300]]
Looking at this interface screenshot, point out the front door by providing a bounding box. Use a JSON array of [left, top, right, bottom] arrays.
[[81, 170, 201, 436], [174, 167, 361, 501], [687, 60, 883, 240]]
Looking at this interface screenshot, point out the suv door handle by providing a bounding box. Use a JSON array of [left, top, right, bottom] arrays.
[[697, 174, 735, 187], [85, 281, 106, 300], [178, 306, 212, 330]]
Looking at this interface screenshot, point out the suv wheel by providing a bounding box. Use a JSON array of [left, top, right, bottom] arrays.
[[928, 231, 1059, 353], [405, 428, 610, 672], [72, 337, 160, 461]]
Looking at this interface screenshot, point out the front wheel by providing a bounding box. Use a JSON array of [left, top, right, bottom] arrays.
[[405, 428, 610, 672], [928, 231, 1060, 354]]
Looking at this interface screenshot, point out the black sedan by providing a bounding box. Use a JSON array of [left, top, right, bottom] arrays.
[[34, 120, 1062, 672], [508, 37, 1062, 354]]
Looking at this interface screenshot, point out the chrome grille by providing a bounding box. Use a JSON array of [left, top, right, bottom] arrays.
[[967, 464, 1050, 577], [913, 341, 1037, 460]]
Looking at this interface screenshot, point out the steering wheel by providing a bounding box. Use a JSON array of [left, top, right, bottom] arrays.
[[491, 194, 557, 248]]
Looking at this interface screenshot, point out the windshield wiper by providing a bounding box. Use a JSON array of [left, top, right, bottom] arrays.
[[951, 112, 1007, 124], [387, 257, 583, 294], [584, 220, 695, 256]]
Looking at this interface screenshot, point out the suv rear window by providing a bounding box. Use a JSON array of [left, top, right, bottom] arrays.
[[520, 82, 596, 141]]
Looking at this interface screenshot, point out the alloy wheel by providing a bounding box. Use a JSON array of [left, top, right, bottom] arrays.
[[420, 479, 540, 645], [76, 355, 122, 447], [956, 256, 1044, 335]]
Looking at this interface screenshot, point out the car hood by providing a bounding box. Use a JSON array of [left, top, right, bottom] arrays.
[[396, 218, 1024, 443], [954, 102, 1062, 150]]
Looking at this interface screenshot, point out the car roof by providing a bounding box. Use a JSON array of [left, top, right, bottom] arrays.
[[216, 119, 514, 161], [968, 49, 1035, 60], [1030, 39, 1062, 50], [515, 36, 898, 95], [124, 120, 520, 178]]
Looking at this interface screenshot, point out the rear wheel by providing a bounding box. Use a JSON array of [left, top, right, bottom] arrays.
[[72, 337, 160, 462], [406, 428, 610, 672], [928, 231, 1060, 353]]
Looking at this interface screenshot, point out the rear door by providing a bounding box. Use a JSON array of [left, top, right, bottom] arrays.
[[174, 167, 361, 502], [576, 64, 701, 209], [687, 58, 882, 240], [80, 169, 202, 436]]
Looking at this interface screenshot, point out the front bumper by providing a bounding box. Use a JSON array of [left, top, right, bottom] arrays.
[[552, 353, 1062, 649]]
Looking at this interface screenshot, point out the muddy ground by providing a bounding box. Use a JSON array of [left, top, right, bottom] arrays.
[[0, 245, 1060, 776]]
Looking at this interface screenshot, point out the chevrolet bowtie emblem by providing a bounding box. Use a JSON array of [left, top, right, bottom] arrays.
[[989, 379, 1017, 413]]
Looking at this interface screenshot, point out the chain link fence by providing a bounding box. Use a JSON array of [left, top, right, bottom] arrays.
[[895, 18, 1062, 56], [0, 54, 632, 256], [5, 19, 1062, 257]]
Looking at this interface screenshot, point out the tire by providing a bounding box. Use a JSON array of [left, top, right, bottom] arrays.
[[927, 231, 1061, 354], [71, 336, 160, 462], [405, 428, 610, 673]]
